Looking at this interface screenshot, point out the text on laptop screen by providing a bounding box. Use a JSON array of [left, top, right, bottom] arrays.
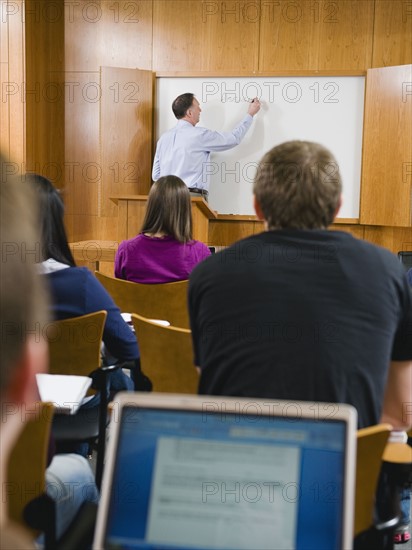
[[103, 405, 348, 550]]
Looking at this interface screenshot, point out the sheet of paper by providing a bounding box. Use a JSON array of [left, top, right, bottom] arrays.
[[36, 374, 92, 415]]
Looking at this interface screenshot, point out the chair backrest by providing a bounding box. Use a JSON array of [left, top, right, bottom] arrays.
[[397, 251, 412, 270], [7, 401, 54, 534], [46, 311, 107, 377], [354, 423, 392, 536], [95, 271, 190, 328], [131, 313, 198, 394]]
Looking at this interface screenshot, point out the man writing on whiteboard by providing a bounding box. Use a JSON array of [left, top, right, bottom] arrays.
[[152, 93, 261, 198]]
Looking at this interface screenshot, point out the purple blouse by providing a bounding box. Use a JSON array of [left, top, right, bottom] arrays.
[[114, 234, 211, 284]]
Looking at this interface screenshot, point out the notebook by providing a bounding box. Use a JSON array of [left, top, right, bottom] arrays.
[[93, 393, 357, 550]]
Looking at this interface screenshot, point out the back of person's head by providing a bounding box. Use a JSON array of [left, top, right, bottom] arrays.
[[172, 93, 195, 119], [141, 175, 193, 243], [28, 174, 76, 266], [253, 140, 342, 230], [0, 156, 49, 416]]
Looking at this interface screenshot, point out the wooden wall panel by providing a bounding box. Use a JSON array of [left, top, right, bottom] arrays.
[[25, 0, 65, 185], [259, 0, 321, 71], [363, 226, 412, 253], [64, 71, 100, 226], [153, 0, 259, 72], [259, 0, 373, 72], [360, 65, 412, 227], [100, 67, 153, 217], [0, 1, 10, 156], [64, 1, 153, 241], [209, 219, 259, 246], [372, 0, 412, 68], [65, 1, 152, 72], [329, 224, 365, 240], [99, 1, 153, 71], [317, 0, 374, 70], [2, 0, 26, 164], [70, 213, 118, 243]]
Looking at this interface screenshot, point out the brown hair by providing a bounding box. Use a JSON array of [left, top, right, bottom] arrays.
[[253, 141, 342, 230], [141, 175, 193, 243], [0, 155, 49, 397]]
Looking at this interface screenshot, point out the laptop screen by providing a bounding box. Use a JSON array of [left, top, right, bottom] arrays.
[[96, 395, 356, 550]]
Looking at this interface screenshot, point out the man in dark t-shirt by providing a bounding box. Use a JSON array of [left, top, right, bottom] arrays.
[[188, 141, 412, 430]]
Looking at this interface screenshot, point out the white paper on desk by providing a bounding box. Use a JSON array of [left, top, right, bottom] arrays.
[[36, 374, 92, 415], [121, 312, 132, 323], [121, 312, 170, 327]]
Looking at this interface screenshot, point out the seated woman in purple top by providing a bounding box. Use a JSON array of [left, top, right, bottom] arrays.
[[115, 175, 211, 283]]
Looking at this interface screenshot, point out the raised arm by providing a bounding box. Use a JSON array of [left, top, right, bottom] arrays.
[[197, 99, 261, 152]]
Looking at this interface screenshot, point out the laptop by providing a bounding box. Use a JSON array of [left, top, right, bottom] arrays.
[[93, 393, 357, 550]]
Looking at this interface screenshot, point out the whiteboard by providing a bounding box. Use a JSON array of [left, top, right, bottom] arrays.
[[155, 76, 365, 218]]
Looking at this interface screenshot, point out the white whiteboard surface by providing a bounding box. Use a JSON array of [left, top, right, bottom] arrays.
[[155, 77, 365, 217]]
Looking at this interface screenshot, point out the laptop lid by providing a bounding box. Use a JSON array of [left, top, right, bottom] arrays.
[[93, 393, 357, 550]]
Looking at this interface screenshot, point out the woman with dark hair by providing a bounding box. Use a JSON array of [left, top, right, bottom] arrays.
[[29, 174, 139, 392], [115, 175, 210, 283]]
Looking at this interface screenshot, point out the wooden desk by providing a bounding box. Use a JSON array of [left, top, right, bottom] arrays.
[[69, 240, 119, 271]]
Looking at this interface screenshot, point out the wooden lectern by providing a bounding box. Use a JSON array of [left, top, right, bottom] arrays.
[[110, 195, 217, 243]]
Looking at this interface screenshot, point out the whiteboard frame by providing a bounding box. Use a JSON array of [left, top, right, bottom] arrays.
[[154, 72, 366, 221]]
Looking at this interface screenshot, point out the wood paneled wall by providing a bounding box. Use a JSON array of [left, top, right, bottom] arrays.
[[24, 0, 65, 185], [64, 0, 153, 240], [0, 0, 26, 164], [3, 1, 411, 253]]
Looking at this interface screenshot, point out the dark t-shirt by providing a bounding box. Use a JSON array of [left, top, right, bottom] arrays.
[[188, 230, 412, 428]]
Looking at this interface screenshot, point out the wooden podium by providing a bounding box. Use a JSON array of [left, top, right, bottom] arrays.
[[110, 195, 217, 243]]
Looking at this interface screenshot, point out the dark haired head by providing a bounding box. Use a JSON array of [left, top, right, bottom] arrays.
[[28, 174, 76, 266], [141, 175, 193, 243], [172, 93, 195, 119]]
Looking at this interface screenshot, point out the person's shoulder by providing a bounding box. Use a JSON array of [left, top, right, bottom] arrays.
[[191, 234, 259, 269], [118, 234, 143, 250], [330, 230, 407, 279], [335, 231, 400, 263], [46, 265, 88, 280], [190, 240, 211, 252]]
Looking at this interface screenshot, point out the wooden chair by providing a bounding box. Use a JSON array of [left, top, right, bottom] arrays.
[[354, 423, 412, 549], [355, 424, 392, 538], [46, 310, 115, 489], [95, 271, 190, 328], [131, 313, 198, 394], [7, 402, 55, 542]]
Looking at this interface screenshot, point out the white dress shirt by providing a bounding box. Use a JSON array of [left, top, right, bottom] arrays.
[[152, 115, 253, 190]]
